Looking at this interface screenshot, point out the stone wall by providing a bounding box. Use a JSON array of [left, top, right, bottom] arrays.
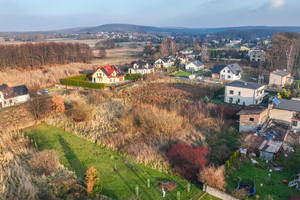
[[202, 184, 238, 200]]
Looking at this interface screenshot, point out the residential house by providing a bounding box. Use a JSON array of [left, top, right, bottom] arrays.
[[0, 84, 30, 108], [268, 98, 300, 130], [179, 49, 200, 60], [248, 50, 265, 62], [128, 61, 154, 75], [224, 81, 265, 106], [185, 60, 204, 72], [269, 70, 294, 87], [154, 57, 175, 68], [237, 105, 268, 132], [211, 63, 243, 80], [91, 65, 125, 84]]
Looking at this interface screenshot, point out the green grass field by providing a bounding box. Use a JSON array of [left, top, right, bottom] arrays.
[[171, 71, 193, 77], [226, 157, 300, 200], [24, 123, 220, 200]]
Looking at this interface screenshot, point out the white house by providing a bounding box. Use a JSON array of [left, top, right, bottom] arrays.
[[0, 84, 30, 108], [185, 60, 204, 72], [91, 64, 125, 84], [224, 81, 265, 106], [211, 63, 243, 81], [128, 61, 154, 75], [154, 57, 175, 68]]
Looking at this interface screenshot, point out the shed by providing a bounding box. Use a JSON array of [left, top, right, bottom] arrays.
[[258, 140, 283, 161]]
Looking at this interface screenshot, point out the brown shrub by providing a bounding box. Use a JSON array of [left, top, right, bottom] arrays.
[[28, 95, 52, 120], [231, 188, 249, 200], [51, 94, 65, 113], [69, 100, 94, 122], [198, 165, 227, 191], [29, 150, 60, 176]]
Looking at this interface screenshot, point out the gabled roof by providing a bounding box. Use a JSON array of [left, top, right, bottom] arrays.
[[131, 60, 153, 69], [93, 65, 125, 78], [271, 70, 291, 77], [259, 140, 282, 153], [187, 60, 203, 67], [212, 65, 226, 74], [227, 63, 243, 74], [158, 57, 174, 63], [0, 84, 29, 99], [212, 63, 243, 75], [237, 105, 267, 115], [273, 98, 300, 112], [226, 81, 264, 90]]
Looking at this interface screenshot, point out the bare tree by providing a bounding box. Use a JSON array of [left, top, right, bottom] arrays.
[[97, 47, 107, 59], [200, 44, 209, 62]]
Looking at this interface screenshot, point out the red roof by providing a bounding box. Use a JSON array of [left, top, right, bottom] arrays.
[[92, 64, 125, 78]]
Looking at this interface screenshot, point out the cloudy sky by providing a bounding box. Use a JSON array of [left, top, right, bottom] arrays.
[[0, 0, 299, 31]]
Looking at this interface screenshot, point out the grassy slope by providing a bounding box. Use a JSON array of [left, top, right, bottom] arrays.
[[226, 157, 300, 200], [24, 123, 220, 200]]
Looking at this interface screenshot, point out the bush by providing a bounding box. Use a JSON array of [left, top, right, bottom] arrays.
[[198, 166, 226, 191], [232, 188, 248, 200], [69, 101, 94, 122], [167, 65, 177, 72], [85, 166, 102, 197], [62, 75, 105, 89], [29, 150, 60, 176], [213, 87, 225, 98], [28, 95, 52, 120], [125, 73, 142, 80], [51, 94, 65, 113], [167, 143, 208, 181]]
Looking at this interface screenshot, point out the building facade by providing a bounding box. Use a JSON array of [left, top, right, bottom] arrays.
[[224, 81, 265, 106], [211, 63, 243, 81], [91, 65, 125, 84], [128, 61, 154, 75], [0, 84, 30, 108], [269, 70, 294, 87]]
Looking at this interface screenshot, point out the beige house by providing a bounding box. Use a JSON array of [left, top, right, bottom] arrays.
[[128, 61, 154, 75], [237, 105, 268, 132], [185, 60, 204, 71], [0, 84, 30, 108], [154, 57, 175, 68], [269, 98, 300, 130], [224, 81, 265, 106], [269, 70, 294, 87], [91, 65, 125, 84]]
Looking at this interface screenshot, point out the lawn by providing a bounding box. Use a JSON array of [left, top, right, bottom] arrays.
[[24, 123, 219, 200], [226, 156, 300, 200]]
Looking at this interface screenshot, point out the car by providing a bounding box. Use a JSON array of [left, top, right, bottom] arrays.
[[40, 89, 49, 93]]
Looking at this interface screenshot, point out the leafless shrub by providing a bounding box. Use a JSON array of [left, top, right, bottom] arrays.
[[198, 165, 227, 191], [232, 188, 249, 200], [69, 100, 94, 122], [29, 150, 61, 176]]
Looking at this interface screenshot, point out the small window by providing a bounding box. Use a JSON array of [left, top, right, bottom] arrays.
[[256, 100, 258, 104], [238, 91, 241, 96], [228, 76, 231, 79], [228, 70, 230, 73], [223, 70, 225, 72], [292, 120, 298, 126], [229, 97, 233, 103], [250, 118, 254, 122], [229, 90, 234, 95], [237, 99, 240, 103]]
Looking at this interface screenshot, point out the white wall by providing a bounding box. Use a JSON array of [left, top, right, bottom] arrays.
[[224, 85, 264, 106], [219, 67, 241, 80]]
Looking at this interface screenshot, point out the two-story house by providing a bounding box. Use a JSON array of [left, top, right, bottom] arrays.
[[211, 63, 243, 80], [185, 60, 204, 72], [269, 98, 300, 130], [248, 50, 265, 62], [128, 61, 154, 75], [269, 70, 294, 87], [154, 57, 175, 68], [224, 81, 265, 106], [0, 84, 30, 108], [91, 65, 125, 84]]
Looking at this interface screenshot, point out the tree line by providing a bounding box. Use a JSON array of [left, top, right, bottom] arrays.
[[0, 42, 93, 70]]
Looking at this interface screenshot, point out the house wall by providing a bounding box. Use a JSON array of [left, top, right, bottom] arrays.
[[269, 73, 283, 86], [129, 68, 153, 75], [239, 109, 268, 132], [185, 63, 203, 71], [219, 67, 241, 80], [269, 108, 294, 123], [92, 69, 124, 84], [0, 94, 30, 108], [154, 59, 174, 68], [224, 85, 265, 106]]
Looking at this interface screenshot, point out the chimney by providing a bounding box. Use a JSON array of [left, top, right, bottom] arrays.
[[244, 82, 247, 86]]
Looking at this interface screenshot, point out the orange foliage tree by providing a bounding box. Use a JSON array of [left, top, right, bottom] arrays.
[[85, 166, 102, 196], [198, 165, 227, 191], [51, 94, 65, 113]]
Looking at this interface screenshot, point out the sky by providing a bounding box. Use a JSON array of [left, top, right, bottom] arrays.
[[0, 0, 299, 32]]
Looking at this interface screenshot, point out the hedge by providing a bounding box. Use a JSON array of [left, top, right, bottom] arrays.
[[124, 73, 142, 80], [166, 65, 178, 72], [62, 74, 105, 89]]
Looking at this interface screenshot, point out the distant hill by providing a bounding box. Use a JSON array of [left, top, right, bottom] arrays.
[[61, 24, 300, 35]]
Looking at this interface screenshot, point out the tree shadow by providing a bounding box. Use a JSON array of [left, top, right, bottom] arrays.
[[58, 135, 88, 178]]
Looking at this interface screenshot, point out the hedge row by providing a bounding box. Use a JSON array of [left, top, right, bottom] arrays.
[[62, 74, 105, 89], [166, 65, 178, 72], [125, 73, 142, 80]]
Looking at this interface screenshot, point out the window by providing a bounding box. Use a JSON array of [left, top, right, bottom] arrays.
[[292, 120, 298, 126], [228, 70, 230, 73], [229, 97, 233, 103], [229, 90, 234, 95], [228, 75, 231, 79], [237, 99, 240, 103], [255, 100, 258, 104], [223, 70, 225, 72], [250, 118, 254, 122], [238, 91, 241, 96]]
